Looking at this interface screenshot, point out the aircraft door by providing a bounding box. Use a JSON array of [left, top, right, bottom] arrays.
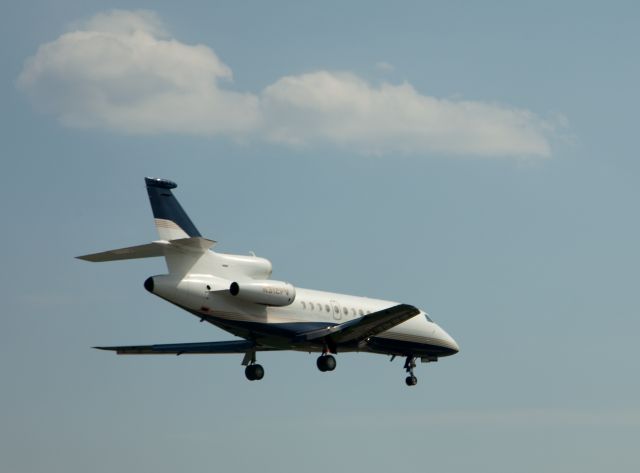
[[331, 300, 342, 321]]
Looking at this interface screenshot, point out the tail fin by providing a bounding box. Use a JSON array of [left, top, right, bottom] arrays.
[[145, 177, 201, 240], [78, 178, 215, 275]]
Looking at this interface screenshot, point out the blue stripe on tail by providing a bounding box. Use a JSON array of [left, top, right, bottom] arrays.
[[145, 177, 201, 237]]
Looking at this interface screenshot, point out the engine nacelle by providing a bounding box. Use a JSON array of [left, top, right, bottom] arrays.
[[229, 280, 296, 306]]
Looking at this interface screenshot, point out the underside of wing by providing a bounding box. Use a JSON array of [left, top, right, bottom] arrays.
[[95, 339, 280, 355], [295, 304, 421, 345]]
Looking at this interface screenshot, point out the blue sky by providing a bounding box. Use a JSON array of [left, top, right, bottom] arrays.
[[2, 1, 639, 472]]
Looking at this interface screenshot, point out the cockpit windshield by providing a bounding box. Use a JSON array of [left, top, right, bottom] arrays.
[[424, 313, 434, 322]]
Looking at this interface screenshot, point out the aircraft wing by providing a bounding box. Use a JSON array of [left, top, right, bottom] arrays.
[[294, 304, 420, 344], [95, 340, 279, 355]]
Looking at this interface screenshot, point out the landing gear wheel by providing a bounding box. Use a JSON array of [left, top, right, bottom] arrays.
[[405, 375, 418, 386], [324, 355, 336, 371], [245, 364, 264, 381], [316, 354, 336, 372]]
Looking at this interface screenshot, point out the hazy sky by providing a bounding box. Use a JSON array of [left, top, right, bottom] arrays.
[[2, 2, 639, 472]]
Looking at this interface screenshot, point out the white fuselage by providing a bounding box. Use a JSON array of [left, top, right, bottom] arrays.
[[150, 260, 459, 355]]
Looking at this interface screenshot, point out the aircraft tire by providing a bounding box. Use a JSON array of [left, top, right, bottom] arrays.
[[317, 355, 336, 372], [252, 364, 264, 380], [324, 355, 336, 371], [405, 375, 418, 386], [245, 364, 264, 381]]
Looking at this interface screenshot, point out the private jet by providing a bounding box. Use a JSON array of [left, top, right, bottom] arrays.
[[78, 178, 459, 386]]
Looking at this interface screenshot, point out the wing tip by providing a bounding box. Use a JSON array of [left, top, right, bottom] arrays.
[[394, 303, 420, 314]]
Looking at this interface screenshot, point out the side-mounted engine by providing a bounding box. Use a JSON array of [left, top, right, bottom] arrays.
[[229, 280, 296, 306]]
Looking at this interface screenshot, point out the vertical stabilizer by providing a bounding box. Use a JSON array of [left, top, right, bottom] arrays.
[[145, 177, 201, 241], [79, 178, 215, 277]]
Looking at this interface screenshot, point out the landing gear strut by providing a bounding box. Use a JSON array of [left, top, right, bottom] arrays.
[[404, 356, 418, 386], [317, 354, 336, 372]]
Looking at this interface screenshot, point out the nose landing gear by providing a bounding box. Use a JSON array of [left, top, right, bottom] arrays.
[[404, 356, 418, 386]]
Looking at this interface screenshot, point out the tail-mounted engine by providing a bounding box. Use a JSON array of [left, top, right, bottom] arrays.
[[229, 280, 296, 306]]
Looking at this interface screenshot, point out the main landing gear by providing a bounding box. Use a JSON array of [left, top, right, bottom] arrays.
[[316, 354, 336, 372], [404, 356, 418, 386], [242, 350, 264, 381]]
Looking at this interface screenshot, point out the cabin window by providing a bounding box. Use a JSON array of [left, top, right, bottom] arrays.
[[351, 308, 356, 316], [301, 301, 306, 309], [359, 309, 364, 316], [343, 307, 348, 315], [325, 304, 330, 313], [309, 302, 314, 310], [366, 310, 371, 315]]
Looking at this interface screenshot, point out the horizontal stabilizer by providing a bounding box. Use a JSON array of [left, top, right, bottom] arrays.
[[77, 242, 166, 262], [295, 304, 420, 344], [77, 237, 215, 262], [95, 339, 281, 355]]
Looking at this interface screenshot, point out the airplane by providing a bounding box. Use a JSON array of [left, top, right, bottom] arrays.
[[78, 177, 459, 386]]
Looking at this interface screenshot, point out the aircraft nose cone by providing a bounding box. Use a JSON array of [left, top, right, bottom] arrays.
[[449, 336, 460, 354], [144, 276, 154, 293], [436, 325, 460, 355]]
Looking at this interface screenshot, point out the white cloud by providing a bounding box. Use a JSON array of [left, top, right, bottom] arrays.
[[17, 10, 259, 135], [262, 71, 553, 156], [18, 10, 560, 157]]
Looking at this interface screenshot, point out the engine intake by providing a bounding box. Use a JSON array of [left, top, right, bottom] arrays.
[[229, 280, 296, 306]]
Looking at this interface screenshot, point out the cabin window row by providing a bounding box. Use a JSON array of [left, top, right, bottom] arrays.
[[299, 301, 371, 316]]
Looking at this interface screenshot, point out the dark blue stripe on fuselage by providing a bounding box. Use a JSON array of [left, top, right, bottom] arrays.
[[201, 315, 332, 340], [145, 177, 201, 237], [366, 337, 458, 357]]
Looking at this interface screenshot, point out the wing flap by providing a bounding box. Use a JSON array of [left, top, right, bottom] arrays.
[[95, 340, 277, 355], [295, 304, 420, 344]]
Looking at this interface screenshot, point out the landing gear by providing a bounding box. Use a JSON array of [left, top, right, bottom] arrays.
[[242, 350, 264, 381], [404, 356, 418, 387], [245, 363, 264, 381], [316, 354, 336, 372]]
